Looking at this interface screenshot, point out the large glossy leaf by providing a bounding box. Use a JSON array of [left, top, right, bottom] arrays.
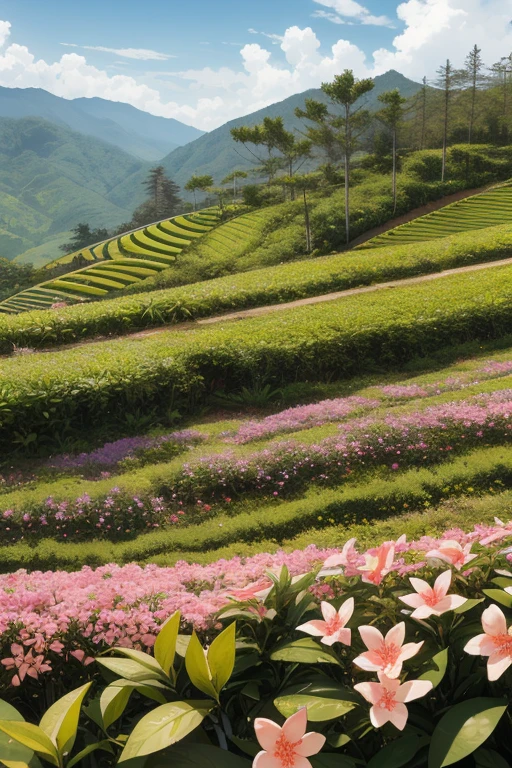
[[39, 682, 91, 757], [419, 649, 449, 689], [97, 657, 164, 682], [185, 633, 217, 700], [453, 598, 484, 614], [118, 700, 213, 762], [0, 701, 41, 768], [108, 648, 166, 676], [154, 611, 181, 677], [270, 638, 339, 666], [100, 680, 166, 730], [146, 743, 251, 767], [482, 589, 512, 609], [208, 623, 236, 696], [275, 691, 357, 722], [0, 722, 59, 767], [367, 733, 429, 768], [67, 740, 113, 768], [428, 698, 507, 767], [474, 747, 511, 768]]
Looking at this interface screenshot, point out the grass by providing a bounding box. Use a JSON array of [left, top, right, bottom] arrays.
[[360, 182, 512, 249], [0, 211, 220, 315]]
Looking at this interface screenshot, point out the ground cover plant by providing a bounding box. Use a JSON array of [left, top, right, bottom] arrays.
[[3, 262, 512, 453], [2, 221, 512, 352], [1, 523, 512, 766]]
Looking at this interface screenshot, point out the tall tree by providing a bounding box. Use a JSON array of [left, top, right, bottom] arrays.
[[222, 170, 248, 203], [59, 223, 109, 254], [464, 45, 486, 144], [435, 60, 462, 182], [295, 69, 374, 244], [143, 165, 182, 221], [418, 76, 428, 149], [376, 89, 407, 213], [490, 54, 512, 122], [185, 174, 214, 210]]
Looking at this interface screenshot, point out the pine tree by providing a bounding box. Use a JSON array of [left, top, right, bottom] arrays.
[[435, 60, 463, 181], [377, 89, 407, 213], [464, 45, 486, 144]]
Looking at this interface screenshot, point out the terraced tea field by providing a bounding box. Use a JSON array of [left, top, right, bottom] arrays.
[[0, 210, 221, 314], [359, 182, 512, 249]]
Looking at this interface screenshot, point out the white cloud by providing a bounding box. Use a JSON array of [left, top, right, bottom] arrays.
[[312, 0, 395, 27], [0, 3, 512, 132], [60, 44, 175, 61]]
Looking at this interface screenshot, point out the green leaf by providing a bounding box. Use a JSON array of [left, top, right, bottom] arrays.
[[419, 649, 449, 689], [96, 657, 164, 682], [185, 633, 218, 700], [100, 680, 167, 730], [146, 743, 251, 767], [67, 740, 113, 768], [0, 701, 41, 768], [118, 700, 214, 762], [275, 691, 357, 722], [0, 722, 59, 767], [453, 598, 484, 614], [428, 698, 507, 767], [208, 622, 236, 695], [154, 611, 181, 677], [311, 755, 356, 768], [491, 577, 512, 589], [482, 589, 512, 608], [270, 638, 340, 666], [108, 648, 166, 676], [367, 733, 429, 768], [39, 682, 91, 757]]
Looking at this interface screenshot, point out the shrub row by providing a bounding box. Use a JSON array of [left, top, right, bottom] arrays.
[[2, 223, 512, 352], [3, 263, 512, 450], [0, 445, 509, 572]]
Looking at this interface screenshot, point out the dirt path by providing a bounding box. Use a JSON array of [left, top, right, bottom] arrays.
[[347, 183, 497, 249]]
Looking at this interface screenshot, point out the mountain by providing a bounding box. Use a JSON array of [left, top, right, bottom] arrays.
[[0, 87, 204, 162], [0, 116, 150, 261], [161, 71, 423, 189]]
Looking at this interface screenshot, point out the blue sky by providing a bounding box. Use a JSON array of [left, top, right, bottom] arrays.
[[0, 0, 511, 130]]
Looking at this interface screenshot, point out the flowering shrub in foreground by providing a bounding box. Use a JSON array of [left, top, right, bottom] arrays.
[[2, 522, 512, 766]]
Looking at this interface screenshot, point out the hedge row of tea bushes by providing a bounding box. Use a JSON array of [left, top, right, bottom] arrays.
[[2, 223, 512, 352], [0, 444, 508, 572], [2, 264, 512, 450]]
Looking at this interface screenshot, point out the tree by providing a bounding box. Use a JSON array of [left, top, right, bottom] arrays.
[[59, 223, 110, 254], [435, 59, 463, 182], [222, 170, 248, 203], [185, 174, 214, 210], [418, 76, 428, 150], [490, 54, 512, 125], [376, 89, 407, 213], [143, 166, 182, 221], [464, 45, 486, 144], [282, 173, 321, 253], [295, 69, 375, 244], [231, 117, 311, 189]]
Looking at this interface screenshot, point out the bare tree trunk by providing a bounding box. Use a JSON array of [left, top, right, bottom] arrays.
[[345, 104, 350, 245], [289, 159, 296, 201], [421, 80, 427, 150], [233, 176, 236, 204], [392, 128, 397, 214], [304, 189, 311, 253], [442, 86, 449, 182]]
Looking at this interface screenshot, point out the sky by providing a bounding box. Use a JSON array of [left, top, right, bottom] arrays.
[[0, 0, 511, 131]]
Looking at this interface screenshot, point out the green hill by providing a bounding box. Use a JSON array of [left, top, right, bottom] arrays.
[[0, 116, 150, 261], [161, 70, 423, 190]]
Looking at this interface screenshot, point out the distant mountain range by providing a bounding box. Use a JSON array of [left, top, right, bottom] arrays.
[[161, 71, 423, 192], [0, 87, 204, 162], [0, 116, 149, 262]]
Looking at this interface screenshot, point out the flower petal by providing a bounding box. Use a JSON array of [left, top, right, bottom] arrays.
[[369, 704, 391, 728], [296, 732, 326, 757], [254, 719, 282, 751], [433, 570, 452, 598], [320, 602, 337, 622], [353, 652, 381, 673], [410, 605, 434, 620], [385, 622, 406, 649], [487, 652, 512, 681], [359, 625, 384, 651], [388, 702, 409, 731], [409, 577, 431, 594], [464, 633, 488, 655], [296, 620, 328, 637], [436, 595, 467, 613], [395, 680, 433, 703], [282, 707, 307, 743], [482, 604, 508, 637], [400, 593, 427, 609], [338, 597, 354, 626], [398, 641, 423, 662], [354, 682, 382, 705], [253, 751, 281, 768]]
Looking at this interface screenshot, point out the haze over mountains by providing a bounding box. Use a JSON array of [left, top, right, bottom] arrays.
[[0, 70, 422, 265]]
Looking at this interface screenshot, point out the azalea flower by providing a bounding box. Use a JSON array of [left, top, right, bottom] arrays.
[[296, 598, 354, 646], [354, 673, 433, 730], [353, 623, 423, 678], [464, 604, 512, 680], [399, 569, 467, 619], [253, 707, 325, 768], [426, 540, 477, 570], [1, 644, 52, 687], [359, 541, 395, 585]]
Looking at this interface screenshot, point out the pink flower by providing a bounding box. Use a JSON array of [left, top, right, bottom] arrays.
[[354, 673, 433, 730], [399, 570, 467, 619], [464, 604, 512, 680], [1, 644, 52, 687], [353, 623, 423, 678], [296, 598, 354, 646], [253, 707, 325, 768], [360, 541, 395, 585], [426, 540, 477, 571], [322, 538, 357, 570]]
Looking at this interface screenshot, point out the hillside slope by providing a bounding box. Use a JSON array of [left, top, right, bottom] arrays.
[[0, 87, 204, 161], [161, 70, 422, 188], [0, 116, 150, 260]]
